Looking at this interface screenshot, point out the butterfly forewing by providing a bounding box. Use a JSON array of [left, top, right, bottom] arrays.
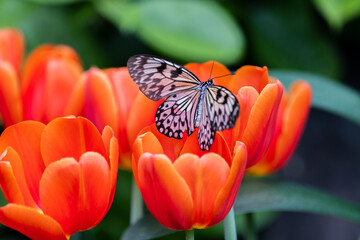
[[127, 55, 200, 100], [155, 89, 200, 139]]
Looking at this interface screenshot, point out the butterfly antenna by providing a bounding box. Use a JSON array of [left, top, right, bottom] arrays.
[[209, 60, 215, 80], [212, 73, 233, 80]]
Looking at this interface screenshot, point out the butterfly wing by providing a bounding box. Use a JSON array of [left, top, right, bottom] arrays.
[[197, 85, 240, 151], [198, 99, 215, 151], [127, 55, 201, 100], [156, 89, 200, 138], [206, 85, 240, 131]]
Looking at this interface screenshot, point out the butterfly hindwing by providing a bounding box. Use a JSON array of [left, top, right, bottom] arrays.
[[127, 55, 200, 100], [198, 99, 215, 151], [155, 89, 200, 139]]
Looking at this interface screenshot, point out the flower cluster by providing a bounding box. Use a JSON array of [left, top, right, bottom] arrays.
[[0, 28, 312, 237]]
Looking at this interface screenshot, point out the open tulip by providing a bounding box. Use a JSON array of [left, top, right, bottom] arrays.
[[0, 116, 118, 239], [79, 67, 160, 170], [247, 80, 312, 175], [132, 124, 247, 230], [0, 33, 83, 127], [183, 63, 283, 168]]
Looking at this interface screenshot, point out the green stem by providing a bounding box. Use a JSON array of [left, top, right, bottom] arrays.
[[245, 213, 257, 240], [185, 229, 195, 240], [223, 207, 237, 240], [130, 176, 144, 224]]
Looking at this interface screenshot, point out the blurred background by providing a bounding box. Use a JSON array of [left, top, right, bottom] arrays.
[[0, 0, 360, 239]]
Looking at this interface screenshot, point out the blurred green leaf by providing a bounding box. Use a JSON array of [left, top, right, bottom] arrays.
[[245, 0, 341, 79], [0, 0, 111, 68], [312, 0, 360, 30], [121, 211, 276, 240], [96, 0, 245, 65], [271, 70, 360, 126], [235, 178, 360, 223], [26, 0, 83, 4], [121, 214, 174, 240]]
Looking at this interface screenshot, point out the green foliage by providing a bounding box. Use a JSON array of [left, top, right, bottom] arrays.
[[96, 0, 245, 65], [271, 70, 360, 126], [244, 0, 341, 79], [312, 0, 360, 30], [235, 178, 360, 223]]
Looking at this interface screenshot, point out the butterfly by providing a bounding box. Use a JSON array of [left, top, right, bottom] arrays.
[[127, 54, 240, 151]]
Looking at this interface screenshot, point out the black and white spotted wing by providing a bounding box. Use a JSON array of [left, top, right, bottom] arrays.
[[127, 55, 200, 100], [127, 54, 240, 151]]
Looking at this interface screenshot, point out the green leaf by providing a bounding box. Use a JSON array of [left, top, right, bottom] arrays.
[[0, 0, 111, 68], [312, 0, 360, 30], [245, 0, 341, 79], [270, 69, 360, 126], [235, 178, 360, 223], [26, 0, 83, 4], [96, 0, 245, 65], [121, 214, 175, 240]]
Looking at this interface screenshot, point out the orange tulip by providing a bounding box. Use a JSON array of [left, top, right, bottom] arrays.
[[132, 124, 247, 230], [0, 28, 24, 73], [0, 116, 118, 239], [0, 37, 83, 127], [247, 80, 312, 175], [80, 67, 160, 170], [183, 63, 283, 168]]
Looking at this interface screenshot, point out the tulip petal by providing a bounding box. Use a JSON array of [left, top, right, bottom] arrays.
[[21, 45, 82, 122], [78, 152, 111, 229], [229, 66, 269, 94], [0, 204, 67, 240], [181, 130, 232, 166], [40, 155, 111, 235], [249, 81, 312, 174], [39, 157, 80, 235], [185, 62, 232, 87], [64, 74, 85, 116], [0, 28, 24, 73], [0, 121, 46, 206], [0, 147, 37, 207], [41, 117, 106, 166], [242, 81, 283, 167], [174, 153, 230, 228], [211, 141, 247, 225], [127, 93, 160, 147], [102, 126, 119, 210], [137, 153, 193, 230], [106, 67, 138, 165], [132, 131, 164, 184], [0, 61, 22, 126], [0, 150, 24, 205], [45, 59, 82, 121], [140, 124, 185, 162], [84, 68, 118, 136]]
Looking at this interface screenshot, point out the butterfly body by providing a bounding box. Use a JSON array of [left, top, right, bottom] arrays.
[[127, 55, 239, 151]]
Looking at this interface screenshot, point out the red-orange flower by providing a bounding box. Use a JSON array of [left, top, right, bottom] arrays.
[[132, 124, 247, 230], [0, 28, 24, 73], [78, 67, 160, 170], [247, 80, 312, 175], [184, 63, 283, 168], [0, 30, 83, 127], [0, 116, 118, 239]]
